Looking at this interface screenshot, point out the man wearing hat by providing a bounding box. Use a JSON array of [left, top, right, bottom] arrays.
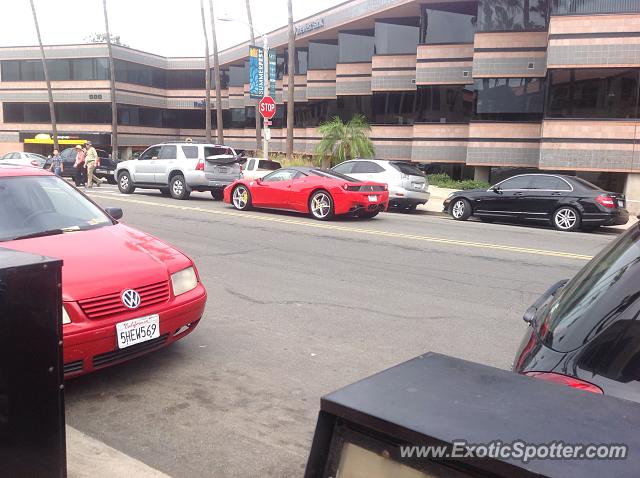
[[73, 144, 86, 187], [84, 141, 102, 188]]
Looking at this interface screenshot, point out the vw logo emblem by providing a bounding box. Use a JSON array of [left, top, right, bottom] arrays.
[[121, 289, 141, 309]]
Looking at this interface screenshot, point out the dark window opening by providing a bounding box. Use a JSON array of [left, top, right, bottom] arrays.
[[338, 30, 375, 63], [420, 2, 477, 44], [374, 17, 420, 55], [309, 40, 339, 70], [477, 0, 549, 32], [473, 77, 545, 121]]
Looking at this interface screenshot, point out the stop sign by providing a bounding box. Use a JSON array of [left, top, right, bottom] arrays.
[[259, 96, 276, 120]]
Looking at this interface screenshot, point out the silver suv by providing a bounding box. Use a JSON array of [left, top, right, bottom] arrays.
[[332, 159, 429, 211], [116, 142, 242, 200]]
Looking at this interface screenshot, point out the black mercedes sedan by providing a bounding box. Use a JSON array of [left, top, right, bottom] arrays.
[[443, 174, 629, 231], [513, 223, 640, 403]]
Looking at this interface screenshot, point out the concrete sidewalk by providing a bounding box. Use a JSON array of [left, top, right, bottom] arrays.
[[67, 426, 169, 478], [421, 186, 638, 231]]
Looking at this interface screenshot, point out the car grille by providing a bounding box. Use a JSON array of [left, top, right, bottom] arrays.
[[92, 334, 169, 369], [63, 360, 84, 375], [78, 280, 170, 320], [347, 185, 386, 192]]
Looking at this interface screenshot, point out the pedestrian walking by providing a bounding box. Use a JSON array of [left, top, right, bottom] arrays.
[[73, 144, 86, 186], [84, 141, 104, 188], [49, 149, 63, 176]]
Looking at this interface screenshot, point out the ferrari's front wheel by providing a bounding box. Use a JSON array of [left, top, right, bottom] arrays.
[[232, 185, 252, 211], [309, 190, 334, 221]]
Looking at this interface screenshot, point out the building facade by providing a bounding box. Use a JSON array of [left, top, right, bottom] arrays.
[[2, 0, 640, 205]]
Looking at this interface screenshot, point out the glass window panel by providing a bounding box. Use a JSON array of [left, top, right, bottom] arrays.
[[21, 60, 44, 81], [338, 31, 374, 63], [46, 59, 71, 81], [499, 175, 534, 189], [71, 59, 94, 80], [474, 77, 545, 121], [553, 0, 640, 15], [374, 18, 420, 55], [229, 65, 245, 87], [1, 61, 20, 81], [546, 69, 639, 119], [421, 3, 476, 44], [477, 0, 549, 32], [296, 48, 308, 75], [309, 41, 338, 70], [416, 85, 472, 123], [372, 91, 417, 125], [337, 96, 373, 123], [95, 58, 109, 80]]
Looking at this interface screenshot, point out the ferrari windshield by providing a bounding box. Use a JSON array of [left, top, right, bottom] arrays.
[[0, 175, 113, 242]]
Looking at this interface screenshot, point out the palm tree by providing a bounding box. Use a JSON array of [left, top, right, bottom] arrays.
[[103, 0, 119, 159], [200, 0, 212, 142], [209, 0, 224, 144], [246, 0, 261, 152], [29, 0, 58, 151], [286, 0, 295, 159], [315, 115, 375, 168]]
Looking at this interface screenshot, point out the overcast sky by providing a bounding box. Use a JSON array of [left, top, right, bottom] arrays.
[[1, 0, 345, 57]]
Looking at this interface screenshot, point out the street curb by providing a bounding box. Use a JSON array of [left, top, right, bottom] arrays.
[[66, 426, 170, 478]]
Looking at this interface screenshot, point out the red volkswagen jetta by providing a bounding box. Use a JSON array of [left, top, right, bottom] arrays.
[[0, 165, 207, 377]]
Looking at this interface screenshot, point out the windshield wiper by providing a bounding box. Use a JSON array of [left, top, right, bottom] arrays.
[[8, 226, 80, 241]]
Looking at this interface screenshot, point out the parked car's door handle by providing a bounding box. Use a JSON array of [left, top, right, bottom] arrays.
[[551, 192, 563, 196], [514, 192, 524, 196]]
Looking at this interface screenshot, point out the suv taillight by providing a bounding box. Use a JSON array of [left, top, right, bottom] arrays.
[[524, 371, 603, 394], [596, 194, 615, 209], [196, 159, 204, 171]]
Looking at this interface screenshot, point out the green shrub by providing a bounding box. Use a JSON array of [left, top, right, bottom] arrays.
[[428, 174, 489, 190]]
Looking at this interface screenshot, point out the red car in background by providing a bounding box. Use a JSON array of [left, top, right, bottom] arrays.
[[0, 165, 206, 377], [224, 167, 389, 220]]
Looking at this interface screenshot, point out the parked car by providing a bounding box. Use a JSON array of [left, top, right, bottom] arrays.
[[0, 151, 47, 168], [43, 147, 117, 183], [513, 223, 640, 402], [443, 174, 629, 231], [332, 159, 429, 211], [116, 142, 242, 200], [224, 167, 389, 220], [0, 164, 207, 377], [242, 158, 281, 180]]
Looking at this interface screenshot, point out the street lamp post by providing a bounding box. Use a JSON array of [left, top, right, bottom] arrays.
[[220, 17, 270, 161]]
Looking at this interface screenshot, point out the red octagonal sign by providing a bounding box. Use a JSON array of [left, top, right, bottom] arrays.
[[259, 96, 276, 120]]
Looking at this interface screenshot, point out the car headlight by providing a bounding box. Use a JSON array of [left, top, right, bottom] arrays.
[[171, 266, 198, 296], [62, 305, 71, 325]]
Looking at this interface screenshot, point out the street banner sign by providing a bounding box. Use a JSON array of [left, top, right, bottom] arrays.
[[259, 96, 276, 120], [249, 45, 264, 99], [269, 49, 277, 97]]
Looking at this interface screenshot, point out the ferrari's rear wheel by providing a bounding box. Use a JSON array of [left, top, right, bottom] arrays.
[[232, 185, 252, 211], [309, 190, 334, 220]]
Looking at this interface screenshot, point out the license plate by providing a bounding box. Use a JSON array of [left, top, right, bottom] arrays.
[[96, 169, 113, 175], [217, 167, 228, 173], [116, 314, 160, 349], [368, 195, 378, 202], [413, 183, 423, 190], [618, 200, 624, 208]]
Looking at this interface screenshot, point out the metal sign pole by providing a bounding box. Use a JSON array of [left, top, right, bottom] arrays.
[[262, 35, 269, 161]]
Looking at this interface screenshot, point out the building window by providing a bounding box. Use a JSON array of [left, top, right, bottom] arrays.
[[228, 65, 245, 87], [338, 30, 374, 63], [294, 100, 338, 128], [3, 102, 111, 123], [420, 3, 476, 44], [1, 58, 110, 82], [552, 0, 640, 15], [114, 59, 166, 88], [374, 18, 420, 55], [211, 68, 230, 89], [546, 69, 640, 119], [473, 77, 545, 121], [284, 48, 309, 75], [337, 96, 373, 123], [416, 85, 473, 123], [372, 91, 418, 125], [308, 40, 338, 70], [477, 0, 548, 32], [167, 69, 205, 89]]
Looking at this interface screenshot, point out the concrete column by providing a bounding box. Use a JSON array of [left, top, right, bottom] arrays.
[[122, 146, 133, 161], [474, 166, 490, 183], [624, 172, 640, 216]]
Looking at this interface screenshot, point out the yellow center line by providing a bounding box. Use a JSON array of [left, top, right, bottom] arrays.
[[90, 193, 593, 261]]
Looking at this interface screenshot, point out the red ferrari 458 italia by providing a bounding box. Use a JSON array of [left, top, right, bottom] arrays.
[[224, 167, 389, 220], [1, 165, 207, 377]]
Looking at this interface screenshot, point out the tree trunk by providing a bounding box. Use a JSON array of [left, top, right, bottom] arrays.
[[200, 0, 212, 142], [246, 0, 261, 153], [209, 0, 224, 144], [286, 0, 295, 159], [103, 0, 118, 159], [30, 0, 58, 152]]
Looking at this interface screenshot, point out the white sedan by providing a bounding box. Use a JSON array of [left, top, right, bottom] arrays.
[[1, 151, 47, 168]]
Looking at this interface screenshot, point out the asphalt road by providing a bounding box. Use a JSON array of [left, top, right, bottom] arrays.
[[65, 184, 619, 477]]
